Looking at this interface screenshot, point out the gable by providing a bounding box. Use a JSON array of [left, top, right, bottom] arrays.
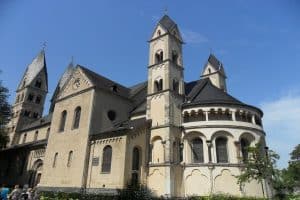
[[56, 68, 93, 100]]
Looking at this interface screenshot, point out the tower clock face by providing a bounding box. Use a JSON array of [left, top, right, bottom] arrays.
[[72, 78, 81, 89]]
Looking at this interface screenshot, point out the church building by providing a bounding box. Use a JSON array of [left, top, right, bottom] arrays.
[[0, 15, 271, 197]]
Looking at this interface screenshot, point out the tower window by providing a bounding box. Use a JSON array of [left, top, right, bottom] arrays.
[[35, 79, 42, 88], [154, 79, 163, 92], [24, 110, 30, 117], [172, 50, 178, 64], [46, 128, 50, 139], [33, 112, 39, 119], [173, 79, 179, 93], [208, 68, 211, 73], [59, 110, 67, 132], [155, 50, 163, 64], [16, 95, 20, 103], [34, 131, 38, 141], [157, 30, 161, 36], [35, 95, 42, 104], [72, 106, 81, 129], [102, 145, 112, 173], [22, 133, 27, 144], [28, 93, 34, 102]]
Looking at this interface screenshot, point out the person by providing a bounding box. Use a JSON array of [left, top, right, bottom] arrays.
[[20, 185, 29, 200], [26, 188, 33, 200], [0, 184, 9, 200], [8, 185, 21, 200]]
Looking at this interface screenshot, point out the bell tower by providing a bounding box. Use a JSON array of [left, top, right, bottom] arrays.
[[7, 50, 48, 146], [146, 15, 184, 197]]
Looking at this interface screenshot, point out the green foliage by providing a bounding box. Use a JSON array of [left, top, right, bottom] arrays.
[[290, 144, 300, 161], [118, 183, 153, 200], [273, 144, 300, 198], [237, 141, 279, 184], [0, 73, 11, 148]]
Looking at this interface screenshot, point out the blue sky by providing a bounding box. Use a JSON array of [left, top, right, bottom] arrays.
[[0, 0, 299, 168]]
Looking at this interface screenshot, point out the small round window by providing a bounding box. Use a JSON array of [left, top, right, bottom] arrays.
[[107, 110, 116, 121]]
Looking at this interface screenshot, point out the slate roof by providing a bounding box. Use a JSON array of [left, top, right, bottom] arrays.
[[78, 65, 131, 99], [203, 54, 226, 77], [183, 78, 263, 114], [17, 50, 47, 90], [50, 62, 74, 112], [20, 114, 52, 131], [91, 117, 149, 139], [158, 15, 177, 32]]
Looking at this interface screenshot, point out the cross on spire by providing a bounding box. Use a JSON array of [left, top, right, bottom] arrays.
[[42, 42, 47, 51], [164, 6, 168, 15]]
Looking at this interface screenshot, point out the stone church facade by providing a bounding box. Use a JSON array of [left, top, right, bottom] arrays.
[[0, 15, 271, 197]]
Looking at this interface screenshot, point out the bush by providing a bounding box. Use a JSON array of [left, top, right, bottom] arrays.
[[40, 190, 272, 200]]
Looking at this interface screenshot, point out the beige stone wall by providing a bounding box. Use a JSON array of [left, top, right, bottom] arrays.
[[39, 88, 94, 188], [86, 136, 126, 189], [18, 125, 50, 144]]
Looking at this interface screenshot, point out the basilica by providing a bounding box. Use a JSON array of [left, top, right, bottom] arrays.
[[0, 15, 271, 197]]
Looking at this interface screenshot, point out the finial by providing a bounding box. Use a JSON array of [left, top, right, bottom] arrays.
[[164, 6, 168, 15], [70, 56, 74, 67], [42, 42, 47, 51], [209, 47, 213, 55]]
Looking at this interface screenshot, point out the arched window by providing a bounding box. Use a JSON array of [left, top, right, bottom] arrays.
[[241, 138, 250, 162], [59, 110, 67, 132], [132, 147, 140, 170], [34, 131, 38, 141], [21, 93, 24, 101], [24, 110, 31, 117], [154, 79, 163, 92], [46, 128, 50, 139], [28, 93, 34, 102], [72, 107, 81, 129], [131, 147, 140, 185], [216, 137, 228, 163], [16, 95, 20, 103], [22, 133, 27, 144], [191, 138, 204, 163], [172, 50, 178, 64], [35, 95, 42, 104], [53, 153, 58, 168], [102, 145, 112, 173], [155, 50, 163, 64], [173, 79, 179, 93], [67, 151, 73, 167], [157, 30, 161, 36], [33, 112, 39, 119], [35, 79, 42, 88]]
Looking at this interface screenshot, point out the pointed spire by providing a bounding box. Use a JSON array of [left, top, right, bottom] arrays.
[[17, 50, 47, 90], [158, 15, 177, 32]]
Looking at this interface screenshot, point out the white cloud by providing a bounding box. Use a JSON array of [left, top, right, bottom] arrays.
[[181, 30, 209, 44], [260, 93, 300, 168]]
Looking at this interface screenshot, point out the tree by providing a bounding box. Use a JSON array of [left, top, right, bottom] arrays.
[[237, 141, 279, 198], [272, 144, 300, 198], [290, 144, 300, 161], [0, 73, 11, 148]]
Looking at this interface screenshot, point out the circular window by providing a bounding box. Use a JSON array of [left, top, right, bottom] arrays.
[[107, 110, 116, 121]]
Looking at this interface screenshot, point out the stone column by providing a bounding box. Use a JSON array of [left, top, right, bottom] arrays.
[[206, 140, 212, 163]]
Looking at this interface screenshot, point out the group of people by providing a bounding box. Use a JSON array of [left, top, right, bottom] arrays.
[[0, 184, 39, 200]]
